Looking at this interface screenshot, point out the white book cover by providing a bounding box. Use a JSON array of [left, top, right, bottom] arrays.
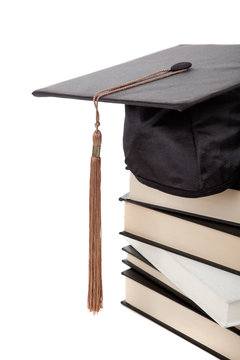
[[126, 237, 240, 328]]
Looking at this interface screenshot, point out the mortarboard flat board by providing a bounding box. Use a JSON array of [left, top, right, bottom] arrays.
[[32, 44, 240, 312], [33, 44, 240, 196], [33, 44, 240, 111]]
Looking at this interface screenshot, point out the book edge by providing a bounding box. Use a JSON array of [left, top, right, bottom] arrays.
[[121, 300, 229, 360]]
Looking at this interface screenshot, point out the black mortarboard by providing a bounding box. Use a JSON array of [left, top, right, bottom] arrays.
[[33, 44, 240, 312]]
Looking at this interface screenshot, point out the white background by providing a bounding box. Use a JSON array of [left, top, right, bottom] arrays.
[[0, 1, 239, 359]]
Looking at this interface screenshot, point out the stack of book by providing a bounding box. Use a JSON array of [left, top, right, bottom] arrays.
[[120, 172, 240, 359]]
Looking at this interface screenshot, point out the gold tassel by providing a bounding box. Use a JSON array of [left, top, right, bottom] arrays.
[[88, 130, 103, 313]]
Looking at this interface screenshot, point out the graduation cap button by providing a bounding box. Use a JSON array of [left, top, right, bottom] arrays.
[[170, 62, 192, 71]]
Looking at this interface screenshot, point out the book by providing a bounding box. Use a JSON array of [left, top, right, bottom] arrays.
[[129, 172, 240, 226], [122, 269, 240, 360], [122, 244, 240, 328], [122, 246, 193, 306], [120, 199, 240, 274]]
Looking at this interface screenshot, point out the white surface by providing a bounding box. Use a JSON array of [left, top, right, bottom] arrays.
[[127, 238, 240, 327], [0, 1, 239, 359]]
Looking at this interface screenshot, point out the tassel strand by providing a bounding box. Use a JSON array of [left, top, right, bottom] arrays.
[[88, 130, 103, 313]]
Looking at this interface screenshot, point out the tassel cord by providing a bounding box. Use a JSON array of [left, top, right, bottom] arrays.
[[88, 64, 191, 313]]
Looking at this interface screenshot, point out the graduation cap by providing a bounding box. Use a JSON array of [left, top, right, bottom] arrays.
[[33, 44, 240, 313]]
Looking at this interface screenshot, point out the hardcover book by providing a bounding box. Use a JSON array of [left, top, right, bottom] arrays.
[[122, 269, 240, 360], [129, 172, 240, 225], [120, 198, 240, 274], [122, 244, 240, 328]]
